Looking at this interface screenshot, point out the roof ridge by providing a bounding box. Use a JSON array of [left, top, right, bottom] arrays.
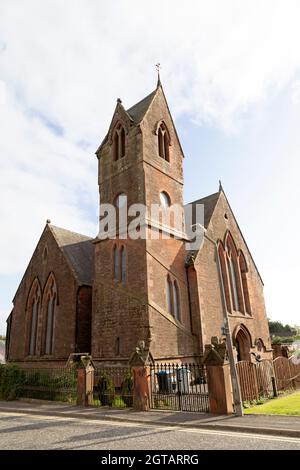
[[186, 190, 220, 206], [126, 88, 158, 124], [49, 225, 95, 286], [126, 88, 157, 113], [185, 190, 221, 230]]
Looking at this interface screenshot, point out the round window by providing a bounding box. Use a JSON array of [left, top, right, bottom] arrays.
[[116, 193, 127, 209], [160, 191, 171, 209]]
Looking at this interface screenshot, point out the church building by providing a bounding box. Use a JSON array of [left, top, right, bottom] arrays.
[[5, 79, 273, 367]]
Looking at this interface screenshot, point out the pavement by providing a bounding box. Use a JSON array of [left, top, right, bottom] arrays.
[[0, 400, 300, 439]]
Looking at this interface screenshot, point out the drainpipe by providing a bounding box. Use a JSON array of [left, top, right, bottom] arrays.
[[185, 262, 194, 335]]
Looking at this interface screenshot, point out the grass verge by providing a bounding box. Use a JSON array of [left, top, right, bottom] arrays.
[[244, 391, 300, 415]]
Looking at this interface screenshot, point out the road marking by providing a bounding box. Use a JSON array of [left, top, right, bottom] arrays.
[[0, 411, 300, 444]]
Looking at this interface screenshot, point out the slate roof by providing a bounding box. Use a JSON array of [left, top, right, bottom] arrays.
[[126, 89, 157, 124], [49, 225, 95, 286], [186, 191, 220, 229], [96, 88, 158, 155]]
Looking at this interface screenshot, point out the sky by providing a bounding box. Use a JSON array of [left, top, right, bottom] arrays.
[[1, 0, 300, 334]]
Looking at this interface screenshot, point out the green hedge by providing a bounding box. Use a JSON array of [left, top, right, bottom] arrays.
[[0, 364, 25, 400], [272, 336, 296, 345], [0, 365, 77, 402]]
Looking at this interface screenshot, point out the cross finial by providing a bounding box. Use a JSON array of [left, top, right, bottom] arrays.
[[155, 63, 161, 87]]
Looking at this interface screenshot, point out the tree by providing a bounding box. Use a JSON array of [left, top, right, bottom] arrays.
[[268, 320, 297, 336]]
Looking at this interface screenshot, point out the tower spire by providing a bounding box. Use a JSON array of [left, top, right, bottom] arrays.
[[155, 63, 161, 87]]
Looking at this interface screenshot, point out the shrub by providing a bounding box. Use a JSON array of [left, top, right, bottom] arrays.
[[92, 397, 102, 407], [96, 373, 115, 406], [0, 364, 25, 400], [272, 336, 283, 345], [112, 396, 126, 408], [272, 336, 297, 345], [243, 396, 271, 408]]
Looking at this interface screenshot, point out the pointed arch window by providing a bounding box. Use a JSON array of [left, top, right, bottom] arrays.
[[225, 233, 244, 313], [27, 279, 41, 356], [29, 297, 39, 356], [45, 298, 54, 354], [218, 242, 232, 313], [113, 245, 127, 284], [256, 338, 265, 353], [44, 275, 57, 355], [227, 255, 240, 312], [115, 193, 127, 209], [121, 246, 126, 285], [157, 122, 170, 162], [160, 191, 171, 210], [112, 123, 126, 161], [218, 232, 251, 315], [173, 281, 180, 321], [113, 245, 119, 282], [239, 251, 251, 315], [166, 275, 181, 322], [167, 276, 173, 315]]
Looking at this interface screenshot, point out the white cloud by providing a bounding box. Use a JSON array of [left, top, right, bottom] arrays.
[[0, 80, 6, 105], [291, 80, 300, 104], [0, 84, 98, 275], [1, 1, 300, 136]]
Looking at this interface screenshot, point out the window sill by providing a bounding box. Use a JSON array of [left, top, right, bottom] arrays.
[[158, 155, 170, 164], [25, 355, 55, 359], [228, 312, 253, 319], [113, 280, 127, 288], [112, 156, 126, 165]]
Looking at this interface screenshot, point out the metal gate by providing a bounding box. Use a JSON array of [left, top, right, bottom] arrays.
[[93, 366, 133, 408], [150, 363, 209, 412]]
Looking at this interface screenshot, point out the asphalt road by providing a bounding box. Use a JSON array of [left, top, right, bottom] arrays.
[[0, 411, 300, 450]]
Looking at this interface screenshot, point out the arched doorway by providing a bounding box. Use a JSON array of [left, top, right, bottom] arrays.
[[234, 324, 252, 361]]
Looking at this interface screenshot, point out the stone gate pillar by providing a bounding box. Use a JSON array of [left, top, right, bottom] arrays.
[[129, 341, 154, 411], [203, 337, 234, 414], [75, 355, 94, 406]]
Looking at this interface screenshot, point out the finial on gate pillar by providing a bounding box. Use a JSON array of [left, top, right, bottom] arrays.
[[129, 340, 154, 366]]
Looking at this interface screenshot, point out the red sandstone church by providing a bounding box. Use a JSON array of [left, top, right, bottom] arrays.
[[5, 80, 272, 366]]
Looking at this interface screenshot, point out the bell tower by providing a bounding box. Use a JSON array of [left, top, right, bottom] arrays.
[[92, 81, 198, 363]]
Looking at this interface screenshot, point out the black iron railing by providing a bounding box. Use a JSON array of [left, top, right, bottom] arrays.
[[150, 363, 209, 412]]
